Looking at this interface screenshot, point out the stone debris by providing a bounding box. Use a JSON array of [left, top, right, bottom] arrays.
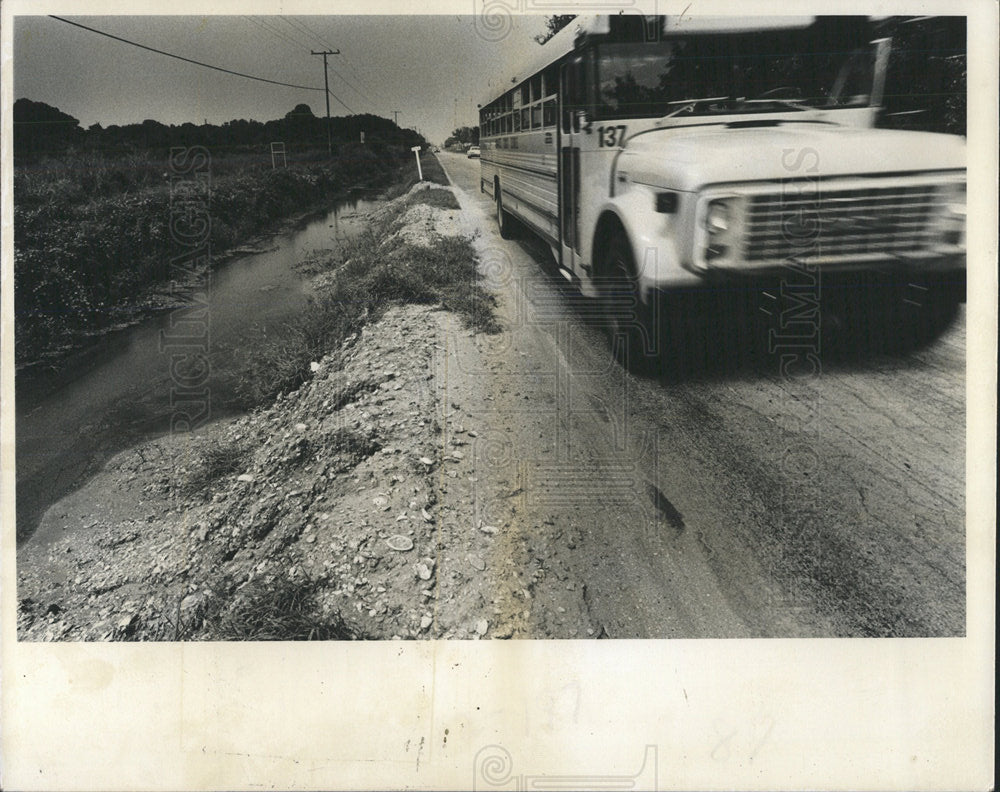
[[386, 535, 414, 552]]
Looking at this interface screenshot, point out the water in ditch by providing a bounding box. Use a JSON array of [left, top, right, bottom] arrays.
[[15, 193, 380, 546]]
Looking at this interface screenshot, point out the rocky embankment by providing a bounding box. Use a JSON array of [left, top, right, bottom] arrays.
[[17, 183, 598, 641]]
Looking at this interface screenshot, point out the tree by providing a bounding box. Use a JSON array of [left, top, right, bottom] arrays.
[[534, 15, 575, 45], [449, 126, 479, 146], [12, 98, 83, 156], [285, 103, 316, 119]]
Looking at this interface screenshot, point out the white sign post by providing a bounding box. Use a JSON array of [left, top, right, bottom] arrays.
[[411, 145, 423, 182]]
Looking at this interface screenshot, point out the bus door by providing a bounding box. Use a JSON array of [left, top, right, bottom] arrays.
[[558, 56, 585, 275]]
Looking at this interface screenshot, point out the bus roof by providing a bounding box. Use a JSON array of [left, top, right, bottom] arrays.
[[482, 15, 819, 107]]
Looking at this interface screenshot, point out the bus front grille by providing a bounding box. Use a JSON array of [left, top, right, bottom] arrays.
[[743, 184, 942, 263]]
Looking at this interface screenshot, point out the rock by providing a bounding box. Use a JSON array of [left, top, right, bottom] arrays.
[[386, 535, 414, 552], [415, 561, 433, 581], [475, 619, 489, 636], [420, 615, 433, 631], [479, 524, 498, 535], [468, 556, 485, 571], [180, 592, 207, 616], [493, 623, 514, 639], [237, 473, 255, 483], [418, 456, 434, 466], [295, 423, 307, 432], [116, 613, 139, 636]]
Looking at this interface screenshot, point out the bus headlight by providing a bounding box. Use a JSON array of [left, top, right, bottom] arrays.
[[930, 181, 966, 247], [705, 201, 731, 233], [700, 196, 746, 264]]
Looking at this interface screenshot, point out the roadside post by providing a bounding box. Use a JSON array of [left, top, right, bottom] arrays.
[[411, 145, 423, 181]]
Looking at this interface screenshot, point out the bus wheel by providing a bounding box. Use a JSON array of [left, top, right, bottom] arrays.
[[601, 229, 661, 376], [496, 190, 514, 240]]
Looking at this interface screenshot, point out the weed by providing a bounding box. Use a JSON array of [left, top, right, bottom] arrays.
[[212, 575, 359, 640], [180, 436, 253, 495]]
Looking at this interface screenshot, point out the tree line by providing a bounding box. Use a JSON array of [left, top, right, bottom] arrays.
[[13, 99, 426, 159]]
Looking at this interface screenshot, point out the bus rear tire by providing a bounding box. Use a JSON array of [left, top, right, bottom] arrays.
[[496, 190, 515, 240], [600, 229, 661, 376]]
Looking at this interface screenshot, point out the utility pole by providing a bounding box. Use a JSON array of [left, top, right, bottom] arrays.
[[312, 49, 340, 157], [391, 110, 400, 126]]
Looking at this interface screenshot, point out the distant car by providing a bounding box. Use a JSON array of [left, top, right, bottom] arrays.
[[467, 146, 481, 159]]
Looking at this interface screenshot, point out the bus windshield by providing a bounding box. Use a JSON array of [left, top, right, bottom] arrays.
[[594, 31, 876, 119]]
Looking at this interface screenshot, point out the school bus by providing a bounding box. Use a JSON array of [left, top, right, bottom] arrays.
[[478, 15, 966, 371]]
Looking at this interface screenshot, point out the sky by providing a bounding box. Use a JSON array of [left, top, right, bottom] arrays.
[[12, 14, 554, 144]]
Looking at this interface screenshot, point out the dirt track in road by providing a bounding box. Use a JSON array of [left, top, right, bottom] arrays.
[[435, 151, 965, 638]]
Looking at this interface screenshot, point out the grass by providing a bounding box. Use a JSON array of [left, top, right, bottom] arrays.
[[212, 576, 359, 641], [381, 150, 450, 199], [14, 142, 414, 368], [232, 186, 498, 408], [180, 436, 253, 496]]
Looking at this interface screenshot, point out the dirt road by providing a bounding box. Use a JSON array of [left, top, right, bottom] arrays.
[[434, 151, 965, 638]]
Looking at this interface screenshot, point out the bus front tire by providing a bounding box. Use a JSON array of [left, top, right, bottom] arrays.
[[496, 190, 515, 240], [600, 230, 661, 376]]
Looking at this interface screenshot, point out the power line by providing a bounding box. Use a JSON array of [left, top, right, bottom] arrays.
[[283, 17, 336, 52], [245, 16, 312, 52], [299, 19, 342, 54], [338, 53, 395, 109], [284, 16, 398, 115], [257, 16, 313, 49], [324, 63, 370, 106], [326, 88, 353, 114], [244, 17, 364, 111], [282, 16, 390, 111], [282, 18, 367, 101], [50, 15, 324, 93]]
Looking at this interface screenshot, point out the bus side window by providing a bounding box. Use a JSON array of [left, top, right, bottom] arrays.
[[561, 62, 572, 133], [562, 57, 583, 133]]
